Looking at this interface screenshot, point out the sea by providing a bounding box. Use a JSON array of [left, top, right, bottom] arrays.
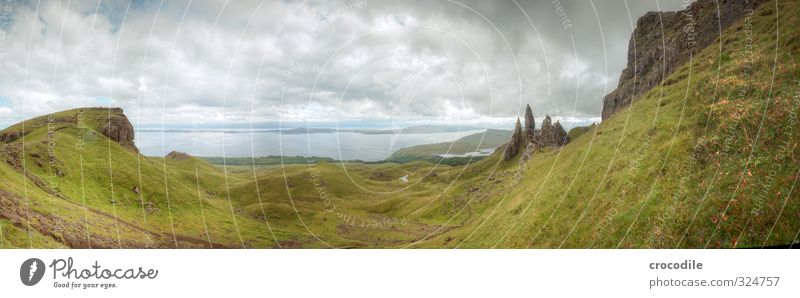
[[135, 129, 487, 162]]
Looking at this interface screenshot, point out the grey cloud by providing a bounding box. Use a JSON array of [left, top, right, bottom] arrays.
[[0, 0, 693, 128]]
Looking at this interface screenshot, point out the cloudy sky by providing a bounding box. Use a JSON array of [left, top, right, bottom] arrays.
[[0, 0, 691, 129]]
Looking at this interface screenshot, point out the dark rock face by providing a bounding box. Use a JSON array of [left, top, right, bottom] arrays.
[[601, 0, 767, 120], [0, 115, 74, 144], [533, 116, 569, 147], [503, 118, 524, 161], [539, 115, 554, 146], [99, 109, 138, 152], [552, 121, 568, 146], [0, 131, 22, 143], [524, 104, 535, 140]]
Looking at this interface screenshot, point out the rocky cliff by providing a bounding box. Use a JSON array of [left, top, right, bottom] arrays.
[[601, 0, 767, 120], [98, 108, 138, 152]]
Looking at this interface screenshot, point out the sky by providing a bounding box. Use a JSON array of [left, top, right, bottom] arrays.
[[0, 0, 693, 129]]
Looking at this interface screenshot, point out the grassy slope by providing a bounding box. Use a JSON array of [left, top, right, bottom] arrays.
[[0, 108, 478, 248], [567, 124, 595, 141], [412, 1, 799, 248], [388, 129, 511, 159], [0, 108, 280, 248]]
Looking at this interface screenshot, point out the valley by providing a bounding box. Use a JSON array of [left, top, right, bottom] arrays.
[[1, 0, 798, 249]]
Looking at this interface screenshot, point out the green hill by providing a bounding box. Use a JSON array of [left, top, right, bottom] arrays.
[[567, 124, 595, 141], [387, 129, 511, 160], [0, 108, 479, 248]]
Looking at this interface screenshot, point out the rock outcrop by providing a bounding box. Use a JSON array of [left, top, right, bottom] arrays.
[[601, 0, 767, 120], [166, 151, 191, 160], [539, 116, 554, 146], [98, 108, 138, 152], [553, 121, 568, 146], [534, 116, 569, 147], [0, 131, 22, 143], [503, 118, 524, 161], [503, 105, 570, 160], [524, 104, 535, 140]]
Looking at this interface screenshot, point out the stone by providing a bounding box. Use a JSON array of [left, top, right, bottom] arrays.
[[527, 114, 569, 148], [524, 104, 535, 140], [99, 110, 138, 152], [503, 118, 524, 160]]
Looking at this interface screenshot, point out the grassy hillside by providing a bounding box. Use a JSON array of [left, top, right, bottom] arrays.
[[0, 108, 475, 248], [0, 108, 267, 248], [388, 129, 510, 159], [567, 124, 595, 141]]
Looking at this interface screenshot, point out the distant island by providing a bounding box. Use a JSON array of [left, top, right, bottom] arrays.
[[199, 128, 516, 167], [136, 124, 484, 135]]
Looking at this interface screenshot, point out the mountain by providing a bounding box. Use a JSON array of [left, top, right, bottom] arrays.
[[601, 0, 768, 120], [388, 129, 511, 161], [422, 0, 799, 248], [1, 0, 797, 249], [360, 125, 482, 135], [263, 125, 481, 135]]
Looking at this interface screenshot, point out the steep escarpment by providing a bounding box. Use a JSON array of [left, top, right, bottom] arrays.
[[601, 0, 768, 120], [98, 108, 138, 152]]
